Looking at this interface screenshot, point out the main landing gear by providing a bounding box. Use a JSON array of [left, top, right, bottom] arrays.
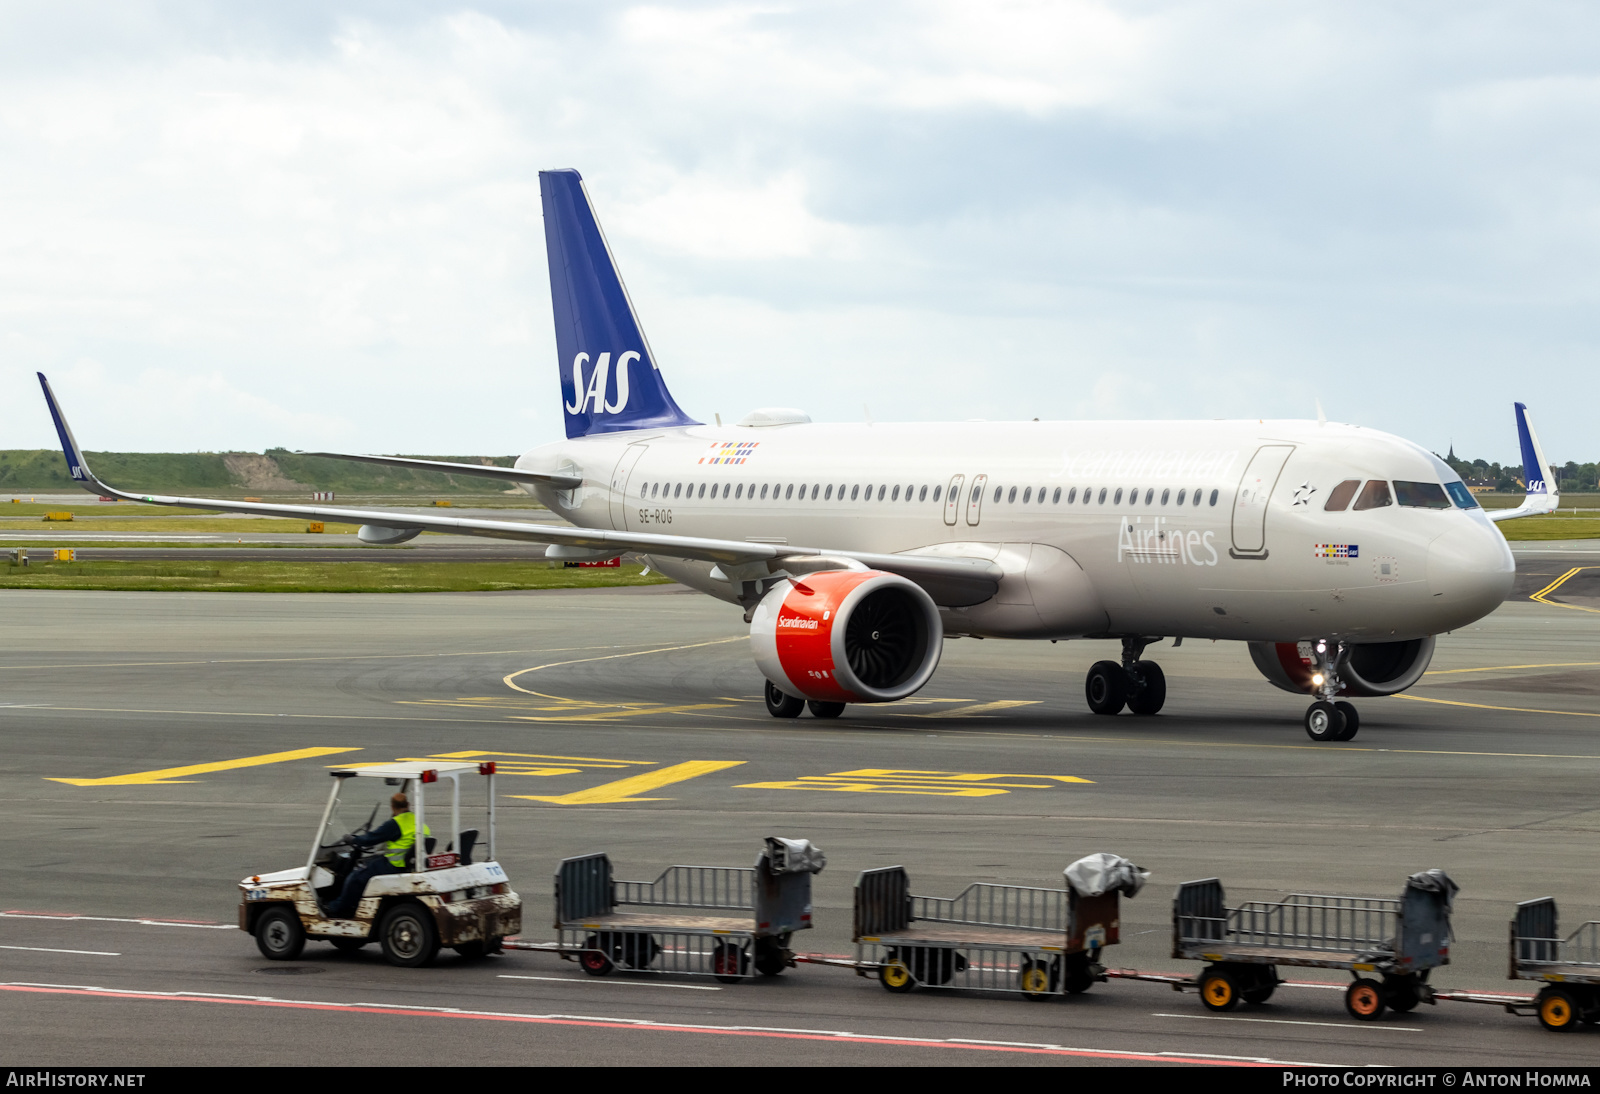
[[1302, 639, 1359, 743], [1085, 637, 1166, 717], [764, 680, 845, 720]]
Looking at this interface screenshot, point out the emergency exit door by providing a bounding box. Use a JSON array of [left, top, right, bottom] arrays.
[[609, 444, 648, 530]]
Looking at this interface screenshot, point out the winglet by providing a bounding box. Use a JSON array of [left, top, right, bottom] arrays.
[[36, 372, 99, 490]]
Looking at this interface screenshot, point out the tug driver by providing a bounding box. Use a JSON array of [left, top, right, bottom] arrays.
[[328, 791, 431, 918]]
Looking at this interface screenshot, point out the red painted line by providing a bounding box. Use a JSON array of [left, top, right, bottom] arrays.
[[0, 984, 1270, 1065]]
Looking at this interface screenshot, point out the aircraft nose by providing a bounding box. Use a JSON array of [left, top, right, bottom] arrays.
[[1427, 521, 1515, 625]]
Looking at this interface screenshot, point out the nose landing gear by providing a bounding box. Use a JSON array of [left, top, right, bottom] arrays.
[[1085, 637, 1166, 716], [1302, 640, 1359, 742]]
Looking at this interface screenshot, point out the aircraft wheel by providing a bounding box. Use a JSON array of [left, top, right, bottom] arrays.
[[1126, 661, 1166, 715], [254, 906, 305, 961], [1334, 701, 1360, 741], [1085, 661, 1127, 715], [807, 701, 845, 719], [1304, 701, 1347, 742], [764, 681, 804, 718]]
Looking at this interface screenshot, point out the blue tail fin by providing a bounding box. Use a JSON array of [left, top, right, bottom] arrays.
[[1514, 401, 1555, 497], [540, 169, 699, 439]]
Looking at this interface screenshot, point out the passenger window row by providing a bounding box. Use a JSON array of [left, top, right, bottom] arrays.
[[991, 485, 1221, 507], [638, 481, 946, 503]]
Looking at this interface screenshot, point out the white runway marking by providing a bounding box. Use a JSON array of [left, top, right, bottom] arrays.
[[498, 974, 720, 991], [1154, 1012, 1421, 1031], [0, 912, 233, 929], [0, 945, 120, 956]]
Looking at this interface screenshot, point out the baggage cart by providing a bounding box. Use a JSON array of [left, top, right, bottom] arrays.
[[1172, 869, 1455, 1021], [1506, 897, 1600, 1031], [853, 853, 1147, 1000], [554, 837, 823, 983]]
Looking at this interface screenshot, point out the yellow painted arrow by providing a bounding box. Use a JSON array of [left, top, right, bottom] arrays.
[[48, 746, 362, 786], [512, 760, 745, 805]]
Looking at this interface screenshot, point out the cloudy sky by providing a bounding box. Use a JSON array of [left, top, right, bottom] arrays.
[[3, 1, 1597, 461]]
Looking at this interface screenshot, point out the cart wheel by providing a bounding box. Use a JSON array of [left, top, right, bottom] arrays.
[[1304, 701, 1347, 742], [807, 701, 845, 719], [1062, 952, 1094, 994], [1126, 661, 1166, 716], [1345, 978, 1388, 1021], [578, 941, 614, 977], [879, 959, 916, 993], [764, 681, 804, 718], [1537, 987, 1579, 1031], [754, 938, 789, 977], [1242, 969, 1277, 1005], [1383, 974, 1421, 1013], [1333, 701, 1360, 741], [329, 936, 367, 954], [378, 904, 440, 968], [1019, 958, 1056, 1001], [1199, 965, 1240, 1012], [712, 941, 749, 984], [254, 906, 305, 961], [1085, 661, 1127, 715]]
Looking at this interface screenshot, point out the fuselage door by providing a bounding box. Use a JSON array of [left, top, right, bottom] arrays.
[[608, 443, 649, 530], [966, 473, 988, 527], [1230, 445, 1294, 559], [944, 474, 964, 526]]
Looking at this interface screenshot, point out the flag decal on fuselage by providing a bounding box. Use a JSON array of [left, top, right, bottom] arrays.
[[699, 441, 760, 466]]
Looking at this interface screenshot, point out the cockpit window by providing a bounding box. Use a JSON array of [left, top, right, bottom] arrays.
[[1352, 480, 1393, 511], [1444, 482, 1479, 509], [1394, 481, 1451, 509], [1324, 479, 1360, 512]]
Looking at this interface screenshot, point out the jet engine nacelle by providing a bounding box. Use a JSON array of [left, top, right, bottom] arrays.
[[1248, 637, 1436, 697], [750, 570, 943, 703]]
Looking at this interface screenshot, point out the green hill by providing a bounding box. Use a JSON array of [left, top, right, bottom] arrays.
[[0, 449, 520, 495]]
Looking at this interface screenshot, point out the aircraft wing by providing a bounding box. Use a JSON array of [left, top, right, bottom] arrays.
[[37, 374, 1001, 604], [298, 451, 582, 490], [1488, 402, 1560, 523]]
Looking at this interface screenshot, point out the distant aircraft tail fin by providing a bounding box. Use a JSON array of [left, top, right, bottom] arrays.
[[539, 169, 699, 439], [1489, 402, 1559, 523]]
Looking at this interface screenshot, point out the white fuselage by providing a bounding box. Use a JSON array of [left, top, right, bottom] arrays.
[[516, 418, 1515, 645]]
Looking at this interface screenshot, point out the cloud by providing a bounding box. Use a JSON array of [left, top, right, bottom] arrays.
[[1, 2, 1597, 460]]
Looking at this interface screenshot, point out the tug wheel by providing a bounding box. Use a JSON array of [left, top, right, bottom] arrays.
[[254, 906, 305, 961], [378, 904, 440, 968], [1538, 987, 1579, 1032]]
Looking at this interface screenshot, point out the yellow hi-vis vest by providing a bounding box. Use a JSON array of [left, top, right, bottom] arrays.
[[384, 811, 431, 869]]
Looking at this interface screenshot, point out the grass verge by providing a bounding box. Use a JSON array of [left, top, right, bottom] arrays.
[[0, 559, 674, 593], [1496, 516, 1600, 540]]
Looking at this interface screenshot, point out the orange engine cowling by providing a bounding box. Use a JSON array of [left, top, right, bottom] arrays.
[[1247, 637, 1435, 697], [750, 570, 943, 703]]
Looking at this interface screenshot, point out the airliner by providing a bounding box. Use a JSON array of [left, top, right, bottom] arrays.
[[37, 169, 1558, 742]]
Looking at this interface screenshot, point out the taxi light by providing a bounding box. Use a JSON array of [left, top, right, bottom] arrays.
[[1311, 673, 1325, 686], [478, 761, 496, 775], [420, 769, 438, 783]]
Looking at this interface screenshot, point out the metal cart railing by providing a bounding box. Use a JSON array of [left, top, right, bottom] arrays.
[[1504, 898, 1600, 1031], [853, 854, 1145, 1000], [554, 837, 823, 983], [1171, 870, 1455, 1020]]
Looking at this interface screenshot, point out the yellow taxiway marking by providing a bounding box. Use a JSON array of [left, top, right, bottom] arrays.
[[501, 636, 746, 702], [1425, 661, 1600, 676], [911, 700, 1040, 718], [1395, 693, 1600, 719], [512, 760, 746, 805], [332, 751, 658, 778], [511, 703, 732, 723], [1530, 566, 1600, 614], [738, 767, 1093, 798], [48, 746, 361, 787], [0, 644, 652, 674]]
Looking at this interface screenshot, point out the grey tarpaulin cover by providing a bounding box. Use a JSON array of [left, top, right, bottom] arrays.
[[763, 837, 826, 875], [1406, 868, 1459, 911], [1064, 853, 1149, 898]]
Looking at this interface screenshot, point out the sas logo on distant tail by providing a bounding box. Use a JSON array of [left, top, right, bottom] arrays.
[[565, 351, 640, 415]]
